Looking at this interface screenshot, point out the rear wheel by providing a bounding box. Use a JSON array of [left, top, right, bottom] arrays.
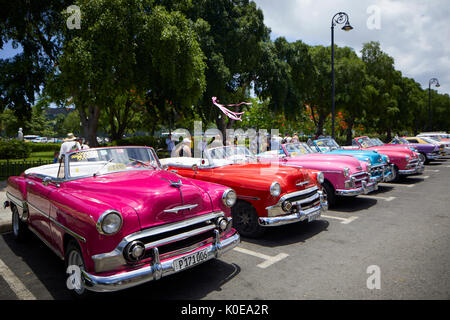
[[231, 201, 264, 238], [11, 205, 28, 242]]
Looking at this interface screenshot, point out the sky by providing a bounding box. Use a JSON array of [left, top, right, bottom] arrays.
[[253, 0, 450, 95]]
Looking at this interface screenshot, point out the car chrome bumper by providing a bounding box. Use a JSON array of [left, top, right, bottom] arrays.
[[81, 229, 240, 293], [399, 162, 424, 175], [426, 153, 441, 160], [258, 201, 325, 227], [335, 180, 378, 196]]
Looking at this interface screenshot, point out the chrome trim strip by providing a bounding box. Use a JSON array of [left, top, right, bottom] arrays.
[[290, 192, 320, 206], [336, 181, 378, 196], [28, 225, 64, 260], [237, 195, 260, 201], [163, 204, 198, 213], [296, 181, 310, 187], [27, 201, 86, 243], [6, 192, 24, 209]]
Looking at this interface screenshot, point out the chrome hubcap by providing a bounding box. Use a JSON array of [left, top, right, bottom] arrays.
[[68, 250, 85, 294]]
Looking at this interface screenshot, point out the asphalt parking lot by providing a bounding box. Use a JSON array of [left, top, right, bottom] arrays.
[[0, 158, 449, 300]]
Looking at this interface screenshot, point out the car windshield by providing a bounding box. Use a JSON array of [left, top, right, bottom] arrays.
[[356, 137, 376, 148], [370, 138, 384, 146], [67, 147, 159, 178], [284, 143, 314, 155], [420, 137, 438, 144], [314, 138, 340, 150], [206, 146, 256, 163]]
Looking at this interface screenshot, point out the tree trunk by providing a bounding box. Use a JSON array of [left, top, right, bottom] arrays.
[[79, 105, 100, 147], [315, 113, 326, 137], [345, 117, 354, 146]]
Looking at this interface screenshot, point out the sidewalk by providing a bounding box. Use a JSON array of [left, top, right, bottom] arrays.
[[0, 180, 11, 233]]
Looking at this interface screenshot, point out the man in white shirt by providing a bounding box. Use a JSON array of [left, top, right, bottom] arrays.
[[59, 133, 81, 158]]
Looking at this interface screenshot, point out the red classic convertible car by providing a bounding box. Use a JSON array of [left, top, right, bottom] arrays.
[[4, 146, 240, 295], [160, 145, 328, 238]]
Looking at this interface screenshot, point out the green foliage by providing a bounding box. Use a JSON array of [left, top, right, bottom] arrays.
[[28, 143, 61, 153], [112, 136, 166, 150], [0, 139, 32, 159]]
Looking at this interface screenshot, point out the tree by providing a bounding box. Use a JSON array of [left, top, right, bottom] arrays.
[[177, 0, 271, 138], [0, 0, 70, 121], [361, 41, 401, 140], [48, 0, 206, 146]]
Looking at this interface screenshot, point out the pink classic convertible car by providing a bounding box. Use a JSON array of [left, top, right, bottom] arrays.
[[258, 143, 378, 206], [3, 146, 240, 295]]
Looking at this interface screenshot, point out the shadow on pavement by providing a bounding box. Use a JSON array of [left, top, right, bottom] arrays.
[[242, 219, 329, 248], [1, 231, 241, 300], [332, 196, 378, 213]]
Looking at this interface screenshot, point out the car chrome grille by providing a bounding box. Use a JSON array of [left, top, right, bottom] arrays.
[[283, 186, 320, 211], [123, 211, 224, 263]]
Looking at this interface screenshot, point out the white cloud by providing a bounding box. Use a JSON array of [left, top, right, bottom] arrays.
[[254, 0, 450, 95]]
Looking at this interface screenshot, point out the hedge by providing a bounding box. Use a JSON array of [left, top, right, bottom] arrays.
[[28, 142, 62, 152], [0, 139, 32, 159]]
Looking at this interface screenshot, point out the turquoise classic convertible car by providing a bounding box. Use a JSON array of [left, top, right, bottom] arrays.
[[309, 138, 394, 183]]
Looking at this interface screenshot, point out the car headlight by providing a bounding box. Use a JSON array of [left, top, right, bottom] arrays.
[[97, 210, 123, 235], [222, 189, 237, 207], [270, 182, 281, 197], [385, 155, 390, 163], [317, 172, 325, 184], [366, 164, 371, 172], [405, 155, 410, 161]]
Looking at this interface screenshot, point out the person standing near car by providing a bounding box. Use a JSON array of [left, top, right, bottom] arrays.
[[59, 133, 81, 158], [166, 133, 175, 155]]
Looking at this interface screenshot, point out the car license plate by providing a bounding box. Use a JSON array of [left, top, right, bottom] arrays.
[[173, 249, 209, 272], [307, 211, 320, 222]]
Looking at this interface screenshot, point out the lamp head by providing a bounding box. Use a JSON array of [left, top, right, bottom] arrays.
[[342, 21, 353, 31]]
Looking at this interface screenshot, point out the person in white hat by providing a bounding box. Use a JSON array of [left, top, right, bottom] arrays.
[[59, 133, 81, 158], [172, 137, 192, 157]]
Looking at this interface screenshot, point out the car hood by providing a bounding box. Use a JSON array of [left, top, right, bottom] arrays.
[[325, 150, 385, 165], [206, 162, 311, 192], [63, 169, 213, 230]]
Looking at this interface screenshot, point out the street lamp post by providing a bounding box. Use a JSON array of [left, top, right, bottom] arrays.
[[428, 78, 440, 131], [331, 12, 353, 139]]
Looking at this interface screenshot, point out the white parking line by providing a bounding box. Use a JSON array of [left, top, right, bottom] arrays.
[[233, 247, 289, 269], [0, 258, 36, 300], [379, 183, 415, 188], [424, 169, 439, 172], [321, 215, 358, 224], [359, 195, 396, 202], [422, 176, 430, 179]]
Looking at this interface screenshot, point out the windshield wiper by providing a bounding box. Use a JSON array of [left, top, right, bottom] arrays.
[[93, 158, 114, 177], [129, 158, 157, 169]]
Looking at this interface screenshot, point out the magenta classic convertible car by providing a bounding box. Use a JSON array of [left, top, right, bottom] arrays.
[[258, 143, 378, 207], [3, 146, 240, 295]]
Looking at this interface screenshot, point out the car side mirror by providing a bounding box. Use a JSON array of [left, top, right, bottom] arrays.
[[162, 164, 168, 170], [192, 164, 198, 173], [42, 177, 52, 186]]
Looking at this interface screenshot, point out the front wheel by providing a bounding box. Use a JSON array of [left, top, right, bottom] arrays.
[[391, 165, 400, 182], [65, 241, 88, 297], [231, 201, 265, 238], [321, 181, 336, 208]]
